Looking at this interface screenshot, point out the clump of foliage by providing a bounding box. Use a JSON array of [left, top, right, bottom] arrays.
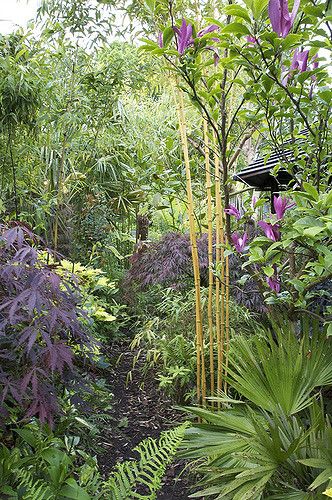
[[129, 286, 262, 401], [124, 232, 196, 290], [181, 320, 332, 498], [104, 422, 189, 499], [227, 187, 332, 328], [0, 421, 101, 499], [0, 223, 95, 426], [52, 258, 129, 340], [124, 232, 265, 313]]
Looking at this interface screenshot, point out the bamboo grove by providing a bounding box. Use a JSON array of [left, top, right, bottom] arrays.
[[176, 88, 230, 405]]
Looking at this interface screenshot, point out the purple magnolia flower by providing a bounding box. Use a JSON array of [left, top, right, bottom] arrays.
[[268, 0, 300, 37], [312, 53, 319, 70], [197, 24, 220, 37], [258, 221, 281, 241], [246, 35, 258, 44], [224, 204, 241, 220], [231, 232, 248, 252], [267, 271, 281, 292], [251, 194, 258, 209], [273, 195, 295, 219], [174, 18, 194, 55], [206, 46, 220, 66], [158, 31, 163, 48], [309, 54, 319, 98], [283, 49, 315, 86], [291, 48, 309, 71]]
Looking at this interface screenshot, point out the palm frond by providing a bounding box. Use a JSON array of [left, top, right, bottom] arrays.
[[228, 321, 332, 416]]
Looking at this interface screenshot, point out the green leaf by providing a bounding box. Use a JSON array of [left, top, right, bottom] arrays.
[[252, 0, 268, 19], [163, 26, 174, 47], [222, 22, 251, 35], [327, 323, 332, 338], [224, 5, 251, 22], [263, 266, 275, 277], [303, 182, 319, 201], [281, 34, 303, 50], [144, 0, 155, 13], [60, 479, 91, 500], [14, 429, 37, 448], [324, 485, 332, 497], [303, 226, 325, 238]]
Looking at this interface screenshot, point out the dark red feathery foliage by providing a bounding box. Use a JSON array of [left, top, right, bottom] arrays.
[[0, 223, 94, 426], [123, 232, 265, 313]]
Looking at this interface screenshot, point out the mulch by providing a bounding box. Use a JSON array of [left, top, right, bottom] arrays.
[[96, 340, 193, 499]]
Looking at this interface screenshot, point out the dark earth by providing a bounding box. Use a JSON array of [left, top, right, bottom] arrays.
[[97, 340, 193, 499]]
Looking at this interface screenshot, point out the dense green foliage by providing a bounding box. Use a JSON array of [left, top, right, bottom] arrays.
[[181, 321, 332, 498], [0, 0, 331, 498]]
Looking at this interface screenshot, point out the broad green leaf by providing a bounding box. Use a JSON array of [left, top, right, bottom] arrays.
[[163, 26, 174, 47], [263, 266, 275, 277], [224, 5, 251, 22], [303, 182, 319, 201], [222, 22, 250, 35], [303, 226, 325, 238], [327, 323, 332, 337], [324, 486, 332, 497], [144, 0, 155, 13], [60, 479, 91, 500]]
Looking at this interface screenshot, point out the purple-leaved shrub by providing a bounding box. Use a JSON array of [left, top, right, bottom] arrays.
[[123, 232, 265, 313], [0, 223, 95, 426]]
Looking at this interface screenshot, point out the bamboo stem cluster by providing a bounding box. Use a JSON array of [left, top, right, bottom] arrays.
[[177, 89, 206, 405], [176, 89, 230, 405]]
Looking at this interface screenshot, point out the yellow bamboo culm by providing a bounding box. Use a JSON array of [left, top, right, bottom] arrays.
[[176, 89, 206, 406], [223, 254, 230, 393], [213, 131, 224, 403], [203, 120, 214, 397], [220, 190, 226, 397]]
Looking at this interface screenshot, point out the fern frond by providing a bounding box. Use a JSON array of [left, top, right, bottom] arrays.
[[104, 422, 189, 500], [16, 468, 53, 500]]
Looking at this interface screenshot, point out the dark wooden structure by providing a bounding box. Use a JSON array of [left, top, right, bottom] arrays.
[[234, 130, 309, 203]]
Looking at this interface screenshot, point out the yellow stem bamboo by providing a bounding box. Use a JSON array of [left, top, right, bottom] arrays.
[[220, 194, 226, 396], [224, 254, 230, 393], [213, 131, 224, 403], [176, 89, 206, 405], [203, 120, 214, 397]]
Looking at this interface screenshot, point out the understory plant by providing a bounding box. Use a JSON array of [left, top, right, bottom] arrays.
[[104, 422, 189, 499], [0, 421, 102, 499], [181, 320, 332, 498], [124, 232, 265, 313], [226, 185, 332, 329], [51, 258, 129, 340], [129, 286, 262, 401]]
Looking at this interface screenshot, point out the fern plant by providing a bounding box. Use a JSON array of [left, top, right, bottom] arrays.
[[15, 468, 52, 500], [103, 422, 189, 499]]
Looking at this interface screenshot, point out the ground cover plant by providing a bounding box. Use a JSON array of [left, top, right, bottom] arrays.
[[0, 0, 330, 498]]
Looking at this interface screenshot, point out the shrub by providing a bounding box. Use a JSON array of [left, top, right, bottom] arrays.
[[123, 232, 265, 313], [0, 223, 95, 426]]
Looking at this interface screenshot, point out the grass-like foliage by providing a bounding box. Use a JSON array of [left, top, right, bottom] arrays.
[[181, 320, 332, 498], [0, 223, 95, 426], [104, 422, 189, 499]]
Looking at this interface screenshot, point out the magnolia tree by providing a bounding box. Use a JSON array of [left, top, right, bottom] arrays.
[[142, 0, 331, 329]]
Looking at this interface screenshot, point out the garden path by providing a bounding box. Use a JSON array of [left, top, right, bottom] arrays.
[[97, 340, 192, 499]]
